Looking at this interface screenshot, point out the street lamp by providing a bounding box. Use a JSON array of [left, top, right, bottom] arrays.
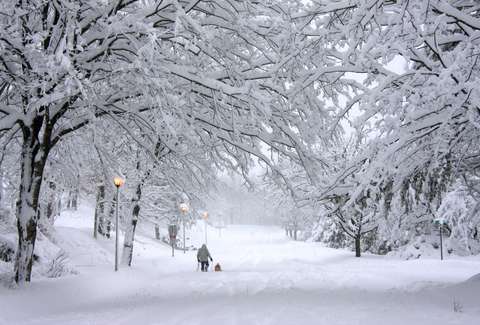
[[179, 203, 189, 253], [113, 176, 124, 271], [202, 211, 208, 245], [434, 218, 446, 260]]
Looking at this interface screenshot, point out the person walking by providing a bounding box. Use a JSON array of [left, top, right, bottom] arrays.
[[197, 244, 213, 272]]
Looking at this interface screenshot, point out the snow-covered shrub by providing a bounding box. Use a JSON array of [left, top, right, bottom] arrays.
[[361, 230, 379, 253], [307, 180, 480, 259], [389, 235, 442, 260], [453, 299, 463, 313], [0, 235, 15, 262], [0, 227, 77, 280], [45, 250, 76, 278], [0, 207, 11, 225], [0, 261, 14, 288], [0, 214, 17, 286], [437, 185, 480, 256], [31, 231, 70, 277], [310, 216, 349, 249]]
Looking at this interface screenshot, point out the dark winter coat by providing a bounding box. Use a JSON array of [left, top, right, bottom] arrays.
[[197, 244, 212, 262]]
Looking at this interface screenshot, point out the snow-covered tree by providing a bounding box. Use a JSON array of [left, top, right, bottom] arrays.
[[266, 1, 480, 256], [1, 0, 334, 283]]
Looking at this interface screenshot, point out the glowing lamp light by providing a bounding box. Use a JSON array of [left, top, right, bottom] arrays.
[[113, 176, 124, 272], [113, 177, 124, 188], [202, 212, 208, 220], [179, 203, 189, 214]]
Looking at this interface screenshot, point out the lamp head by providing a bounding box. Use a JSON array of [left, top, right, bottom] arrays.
[[113, 177, 124, 188], [179, 203, 189, 213], [202, 211, 208, 220]]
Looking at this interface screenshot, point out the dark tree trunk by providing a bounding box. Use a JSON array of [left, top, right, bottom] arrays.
[[94, 184, 105, 239], [155, 224, 160, 240], [15, 117, 50, 283], [56, 191, 62, 217], [355, 236, 361, 257], [355, 214, 363, 257], [71, 174, 79, 210], [105, 194, 115, 239], [71, 192, 78, 210], [0, 171, 4, 212], [122, 183, 141, 266], [67, 191, 72, 209], [45, 181, 56, 222], [121, 217, 138, 266]]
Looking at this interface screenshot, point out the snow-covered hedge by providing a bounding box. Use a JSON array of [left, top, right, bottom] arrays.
[[0, 225, 76, 285], [307, 182, 480, 259], [0, 234, 15, 262]]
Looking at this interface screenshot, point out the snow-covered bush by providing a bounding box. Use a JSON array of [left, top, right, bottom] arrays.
[[0, 228, 76, 280], [309, 216, 349, 249], [0, 234, 15, 262], [45, 250, 76, 278], [306, 179, 480, 259], [437, 185, 480, 256], [389, 235, 441, 260], [384, 182, 480, 259]]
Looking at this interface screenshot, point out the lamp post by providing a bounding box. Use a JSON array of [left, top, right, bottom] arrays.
[[434, 218, 446, 260], [202, 211, 208, 245], [179, 203, 189, 253], [113, 176, 124, 271], [168, 224, 178, 257]]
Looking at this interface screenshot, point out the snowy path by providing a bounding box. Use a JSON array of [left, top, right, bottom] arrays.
[[1, 219, 479, 325]]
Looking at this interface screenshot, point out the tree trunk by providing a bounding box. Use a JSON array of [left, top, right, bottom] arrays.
[[67, 191, 72, 209], [121, 217, 138, 266], [155, 224, 160, 240], [14, 119, 49, 283], [94, 184, 105, 239], [71, 174, 79, 210], [71, 192, 78, 210], [0, 171, 4, 212], [0, 171, 5, 223], [56, 191, 62, 217], [15, 184, 38, 284], [122, 183, 141, 266], [45, 181, 56, 223], [293, 222, 298, 240], [355, 236, 361, 257], [105, 194, 115, 239]]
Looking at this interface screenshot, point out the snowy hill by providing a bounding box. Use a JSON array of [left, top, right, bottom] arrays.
[[0, 206, 479, 325]]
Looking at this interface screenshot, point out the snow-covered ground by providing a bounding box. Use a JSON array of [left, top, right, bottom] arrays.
[[1, 207, 479, 325]]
